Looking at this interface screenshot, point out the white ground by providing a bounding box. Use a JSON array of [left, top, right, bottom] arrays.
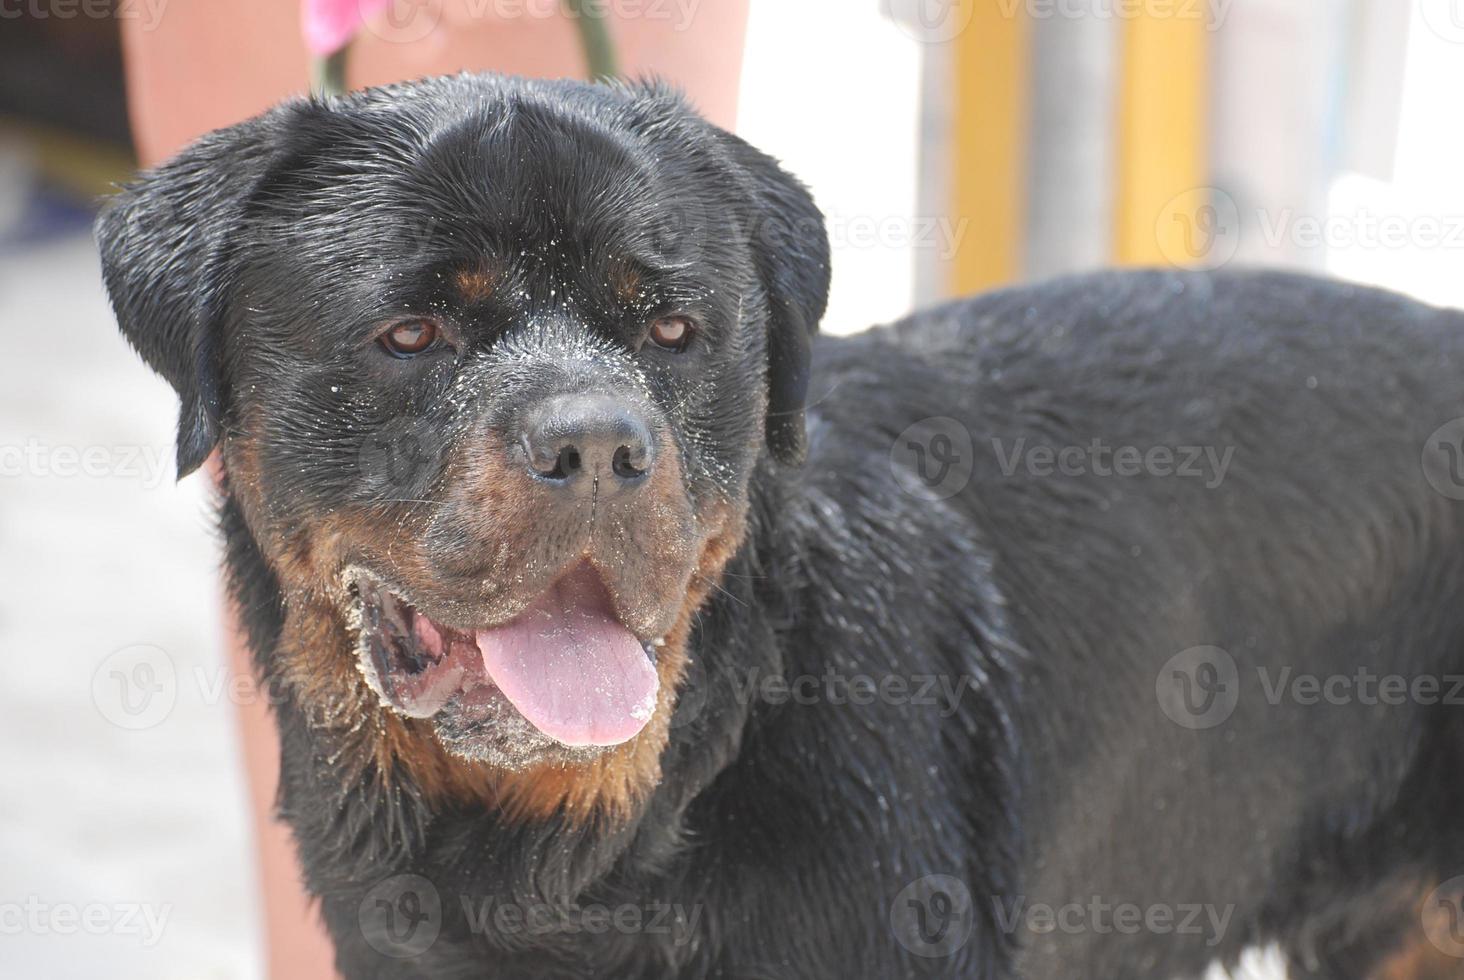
[[0, 234, 261, 979]]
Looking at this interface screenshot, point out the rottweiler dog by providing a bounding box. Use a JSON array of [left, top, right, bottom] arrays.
[[98, 74, 1464, 979]]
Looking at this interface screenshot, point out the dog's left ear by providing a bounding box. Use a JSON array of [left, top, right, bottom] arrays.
[[95, 101, 309, 478], [616, 81, 832, 465], [719, 134, 831, 466]]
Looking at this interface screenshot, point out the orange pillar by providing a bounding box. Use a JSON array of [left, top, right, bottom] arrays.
[[1112, 8, 1210, 267], [948, 1, 1031, 295]]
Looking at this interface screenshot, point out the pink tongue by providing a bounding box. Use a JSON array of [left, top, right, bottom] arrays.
[[475, 566, 659, 747]]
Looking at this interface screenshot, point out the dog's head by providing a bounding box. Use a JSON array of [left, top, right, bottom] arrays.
[[98, 75, 829, 817]]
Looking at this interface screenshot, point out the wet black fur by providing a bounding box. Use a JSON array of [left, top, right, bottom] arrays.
[[99, 74, 1464, 979]]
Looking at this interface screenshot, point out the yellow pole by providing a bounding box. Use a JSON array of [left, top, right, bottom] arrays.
[[1112, 8, 1210, 267], [949, 2, 1031, 295]]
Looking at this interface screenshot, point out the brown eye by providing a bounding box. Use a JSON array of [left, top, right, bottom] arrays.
[[380, 319, 440, 357], [648, 316, 694, 352]]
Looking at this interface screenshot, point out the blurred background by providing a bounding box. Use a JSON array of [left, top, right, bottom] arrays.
[[2, 1, 1462, 977]]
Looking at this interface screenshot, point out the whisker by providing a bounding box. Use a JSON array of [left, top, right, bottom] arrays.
[[370, 497, 447, 508], [695, 572, 747, 609]]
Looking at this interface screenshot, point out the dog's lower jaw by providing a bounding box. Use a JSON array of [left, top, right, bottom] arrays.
[[344, 565, 666, 769], [262, 502, 747, 826], [464, 501, 748, 822]]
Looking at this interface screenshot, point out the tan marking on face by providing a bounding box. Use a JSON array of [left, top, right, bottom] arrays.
[[224, 410, 748, 825], [455, 261, 501, 304], [1373, 935, 1462, 980], [1376, 885, 1464, 980], [609, 257, 644, 307]]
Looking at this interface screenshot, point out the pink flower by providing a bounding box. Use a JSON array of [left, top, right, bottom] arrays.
[[301, 0, 392, 57]]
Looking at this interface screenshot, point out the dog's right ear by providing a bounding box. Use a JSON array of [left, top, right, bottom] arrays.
[[95, 101, 310, 478], [716, 133, 830, 467]]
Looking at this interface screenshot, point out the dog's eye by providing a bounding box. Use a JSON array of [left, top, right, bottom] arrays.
[[647, 316, 694, 352], [379, 319, 440, 357]]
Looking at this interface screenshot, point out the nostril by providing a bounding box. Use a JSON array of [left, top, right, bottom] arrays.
[[612, 444, 648, 480], [556, 446, 582, 478], [523, 433, 583, 481]]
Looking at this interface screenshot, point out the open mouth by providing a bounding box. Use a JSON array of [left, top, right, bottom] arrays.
[[346, 563, 661, 752]]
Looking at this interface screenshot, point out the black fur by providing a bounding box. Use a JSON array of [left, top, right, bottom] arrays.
[[99, 74, 1464, 979], [96, 106, 300, 476]]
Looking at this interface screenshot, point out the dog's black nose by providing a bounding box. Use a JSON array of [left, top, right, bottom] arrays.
[[521, 394, 654, 491]]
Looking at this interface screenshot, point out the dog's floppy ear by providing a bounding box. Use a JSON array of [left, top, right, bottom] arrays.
[[95, 102, 307, 478], [720, 135, 831, 466], [612, 80, 831, 464]]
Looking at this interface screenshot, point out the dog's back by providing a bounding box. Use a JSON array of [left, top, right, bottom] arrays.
[[805, 267, 1464, 977]]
